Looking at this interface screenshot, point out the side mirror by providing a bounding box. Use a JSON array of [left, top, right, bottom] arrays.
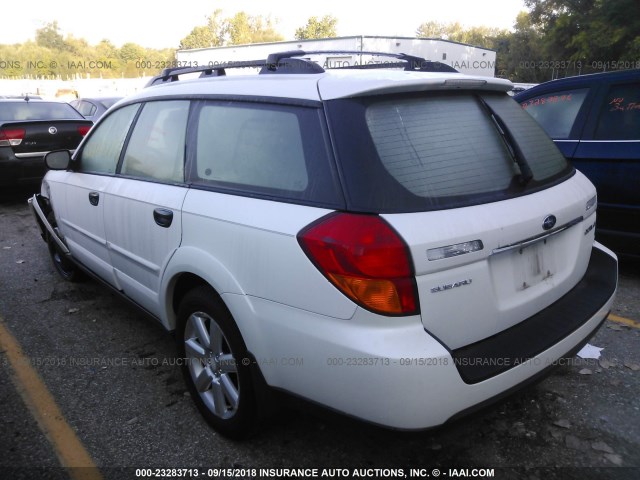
[[45, 150, 71, 170]]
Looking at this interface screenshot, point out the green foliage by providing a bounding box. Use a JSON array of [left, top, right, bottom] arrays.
[[180, 25, 220, 50], [119, 43, 146, 63], [35, 21, 66, 50], [226, 12, 283, 45], [0, 23, 176, 79], [493, 12, 548, 82], [61, 35, 89, 56], [294, 15, 338, 40], [178, 10, 283, 49], [417, 0, 640, 82], [416, 21, 506, 50], [3, 4, 637, 82], [524, 0, 640, 77], [179, 10, 226, 50]]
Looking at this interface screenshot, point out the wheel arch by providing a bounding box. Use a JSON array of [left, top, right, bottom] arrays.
[[160, 246, 246, 331]]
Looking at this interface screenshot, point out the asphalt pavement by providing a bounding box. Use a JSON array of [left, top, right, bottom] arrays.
[[1, 186, 638, 480]]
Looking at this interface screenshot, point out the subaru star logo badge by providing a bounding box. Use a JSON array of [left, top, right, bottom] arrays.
[[542, 215, 556, 230], [48, 126, 57, 135]]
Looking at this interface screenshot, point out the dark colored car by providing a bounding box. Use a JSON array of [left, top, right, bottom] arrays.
[[69, 97, 123, 122], [0, 94, 43, 99], [0, 99, 93, 186], [514, 69, 640, 258]]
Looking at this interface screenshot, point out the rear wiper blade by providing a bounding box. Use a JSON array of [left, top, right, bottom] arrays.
[[477, 96, 534, 185]]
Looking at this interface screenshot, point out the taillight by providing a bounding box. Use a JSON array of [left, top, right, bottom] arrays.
[[298, 213, 419, 316], [0, 128, 25, 147], [77, 125, 91, 136]]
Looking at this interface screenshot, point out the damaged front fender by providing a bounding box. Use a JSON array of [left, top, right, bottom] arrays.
[[27, 194, 69, 255]]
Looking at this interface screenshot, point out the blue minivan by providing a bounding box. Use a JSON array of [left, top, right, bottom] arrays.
[[514, 69, 639, 258]]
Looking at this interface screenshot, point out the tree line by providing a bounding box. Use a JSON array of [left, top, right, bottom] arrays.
[[446, 0, 640, 82], [0, 21, 176, 79], [1, 1, 637, 82]]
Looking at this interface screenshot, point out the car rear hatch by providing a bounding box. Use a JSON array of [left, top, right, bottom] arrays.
[[323, 81, 601, 365], [1, 120, 91, 180], [383, 176, 597, 350], [4, 120, 92, 154]]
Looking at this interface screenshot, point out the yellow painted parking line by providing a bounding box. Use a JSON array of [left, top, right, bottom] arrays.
[[0, 316, 103, 480], [607, 313, 640, 329]]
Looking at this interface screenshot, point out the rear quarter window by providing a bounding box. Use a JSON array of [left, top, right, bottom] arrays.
[[188, 101, 343, 208], [196, 105, 308, 191]]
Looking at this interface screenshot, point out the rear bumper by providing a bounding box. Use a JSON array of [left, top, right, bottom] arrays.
[[451, 245, 618, 383], [230, 243, 617, 430]]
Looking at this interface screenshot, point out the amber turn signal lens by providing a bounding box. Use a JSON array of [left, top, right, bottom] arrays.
[[298, 213, 419, 316]]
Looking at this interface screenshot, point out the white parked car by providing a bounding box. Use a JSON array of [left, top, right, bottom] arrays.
[[29, 51, 618, 438]]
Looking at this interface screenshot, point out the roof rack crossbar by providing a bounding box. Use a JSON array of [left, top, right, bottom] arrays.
[[146, 59, 268, 86]]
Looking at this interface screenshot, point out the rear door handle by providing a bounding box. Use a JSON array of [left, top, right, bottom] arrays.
[[88, 192, 99, 206], [153, 208, 173, 228]]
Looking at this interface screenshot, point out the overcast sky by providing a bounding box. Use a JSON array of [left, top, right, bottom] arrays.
[[2, 0, 528, 49]]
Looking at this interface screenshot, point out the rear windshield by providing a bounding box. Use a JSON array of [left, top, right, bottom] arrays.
[[326, 91, 573, 213], [98, 98, 122, 109], [0, 102, 83, 121]]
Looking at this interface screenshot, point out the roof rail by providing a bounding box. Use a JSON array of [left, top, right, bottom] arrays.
[[145, 50, 458, 87], [270, 50, 458, 73]]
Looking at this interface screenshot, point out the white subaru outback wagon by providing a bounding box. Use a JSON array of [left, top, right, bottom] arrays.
[[29, 51, 618, 438]]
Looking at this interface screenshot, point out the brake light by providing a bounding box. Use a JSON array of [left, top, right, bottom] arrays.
[[298, 213, 419, 316], [0, 128, 25, 147], [77, 125, 91, 136]]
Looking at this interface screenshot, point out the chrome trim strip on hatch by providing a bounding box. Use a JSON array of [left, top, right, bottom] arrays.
[[15, 151, 49, 158], [15, 149, 76, 159], [491, 216, 583, 255]]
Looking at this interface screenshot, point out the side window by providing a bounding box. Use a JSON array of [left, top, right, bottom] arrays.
[[520, 88, 589, 139], [194, 103, 309, 192], [594, 83, 640, 140], [78, 101, 95, 117], [120, 100, 189, 183], [78, 103, 139, 174]]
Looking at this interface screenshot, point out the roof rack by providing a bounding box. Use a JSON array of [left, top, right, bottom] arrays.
[[147, 59, 265, 86], [145, 50, 458, 86], [267, 50, 458, 73]]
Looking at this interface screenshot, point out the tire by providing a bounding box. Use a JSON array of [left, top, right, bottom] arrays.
[[176, 286, 255, 438], [46, 212, 83, 282]]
